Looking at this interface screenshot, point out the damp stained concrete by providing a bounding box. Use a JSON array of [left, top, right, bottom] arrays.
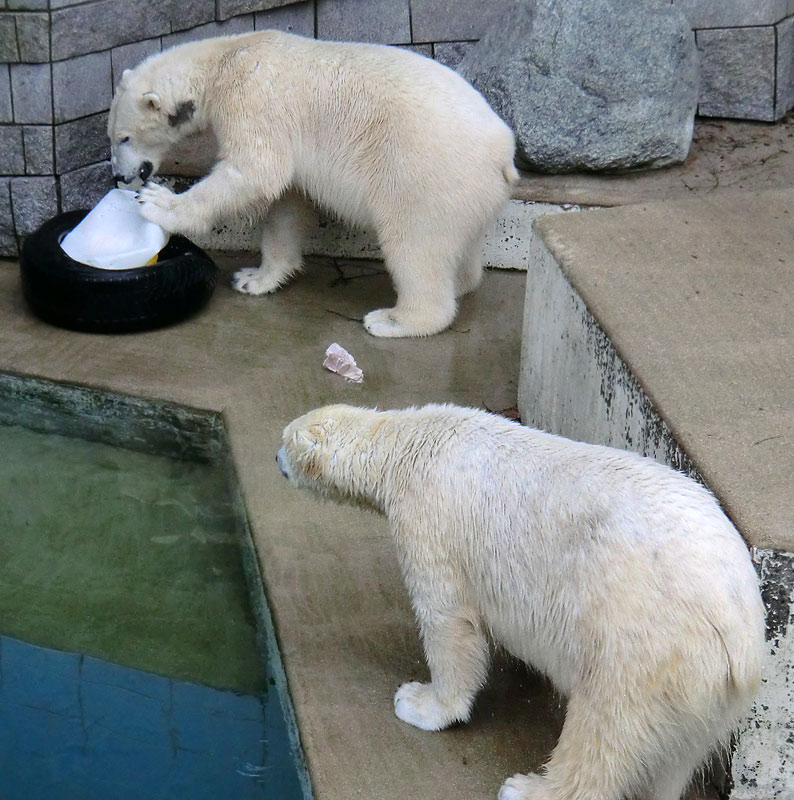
[[0, 254, 715, 800]]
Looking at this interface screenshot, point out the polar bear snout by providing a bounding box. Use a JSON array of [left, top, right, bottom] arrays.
[[276, 446, 291, 479]]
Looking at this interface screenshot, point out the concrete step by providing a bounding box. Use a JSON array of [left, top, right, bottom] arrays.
[[518, 187, 794, 798]]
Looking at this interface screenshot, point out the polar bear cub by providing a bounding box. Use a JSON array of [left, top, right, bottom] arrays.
[[107, 31, 517, 338], [278, 403, 765, 800]]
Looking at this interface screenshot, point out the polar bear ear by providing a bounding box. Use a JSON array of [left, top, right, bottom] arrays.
[[294, 430, 317, 451], [141, 92, 161, 111], [120, 69, 132, 87]]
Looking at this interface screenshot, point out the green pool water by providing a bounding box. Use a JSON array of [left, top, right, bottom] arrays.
[[0, 422, 262, 693], [0, 375, 309, 800]]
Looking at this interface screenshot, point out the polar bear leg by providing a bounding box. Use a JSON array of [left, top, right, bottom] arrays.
[[499, 692, 703, 800], [363, 235, 458, 338], [233, 192, 312, 295], [642, 765, 696, 800], [456, 229, 488, 298], [392, 543, 489, 730], [394, 605, 488, 730], [138, 164, 258, 236]]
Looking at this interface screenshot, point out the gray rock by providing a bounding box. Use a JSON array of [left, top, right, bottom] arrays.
[[433, 41, 475, 70], [458, 0, 699, 173]]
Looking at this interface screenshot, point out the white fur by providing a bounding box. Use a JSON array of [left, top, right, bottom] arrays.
[[278, 403, 765, 800], [107, 31, 518, 337]]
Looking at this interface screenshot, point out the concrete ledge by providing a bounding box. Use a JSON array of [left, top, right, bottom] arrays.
[[194, 198, 585, 270], [518, 188, 794, 796]]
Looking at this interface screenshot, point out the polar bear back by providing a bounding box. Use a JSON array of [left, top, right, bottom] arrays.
[[282, 403, 765, 701], [119, 31, 516, 227]]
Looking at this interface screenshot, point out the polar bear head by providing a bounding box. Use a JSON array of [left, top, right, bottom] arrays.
[[278, 405, 385, 511], [108, 60, 201, 185]]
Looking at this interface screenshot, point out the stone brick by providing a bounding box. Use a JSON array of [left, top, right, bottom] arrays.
[[254, 1, 314, 36], [672, 0, 789, 29], [55, 112, 109, 173], [111, 38, 161, 88], [433, 40, 474, 69], [10, 175, 57, 237], [0, 65, 12, 123], [0, 124, 24, 174], [59, 160, 113, 212], [15, 11, 49, 61], [410, 0, 511, 43], [53, 51, 112, 123], [51, 0, 215, 61], [162, 14, 255, 50], [776, 16, 794, 117], [0, 177, 17, 257], [10, 63, 52, 124], [316, 0, 410, 44], [218, 0, 295, 22], [166, 0, 216, 33], [696, 27, 776, 121], [0, 13, 18, 62], [22, 125, 53, 175], [7, 0, 48, 8], [49, 0, 94, 7]]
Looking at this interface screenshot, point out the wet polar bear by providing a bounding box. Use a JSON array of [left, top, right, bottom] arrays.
[[277, 404, 765, 800], [107, 31, 518, 337]]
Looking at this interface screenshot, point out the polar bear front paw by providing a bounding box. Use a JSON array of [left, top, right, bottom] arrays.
[[363, 307, 454, 338], [137, 182, 179, 232], [394, 681, 464, 731], [232, 266, 286, 296], [498, 773, 554, 800]]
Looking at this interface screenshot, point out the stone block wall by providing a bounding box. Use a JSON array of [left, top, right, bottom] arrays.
[[673, 0, 794, 120], [2, 0, 794, 257]]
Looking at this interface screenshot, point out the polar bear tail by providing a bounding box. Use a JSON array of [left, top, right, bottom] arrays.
[[503, 162, 520, 186]]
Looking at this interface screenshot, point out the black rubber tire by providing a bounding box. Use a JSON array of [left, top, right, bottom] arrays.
[[20, 210, 218, 334]]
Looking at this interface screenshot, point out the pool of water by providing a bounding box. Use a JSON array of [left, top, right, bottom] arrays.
[[0, 377, 310, 800]]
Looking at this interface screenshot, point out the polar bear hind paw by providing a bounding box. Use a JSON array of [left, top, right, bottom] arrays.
[[363, 308, 451, 338], [393, 681, 465, 731], [231, 266, 288, 296], [497, 773, 555, 800]]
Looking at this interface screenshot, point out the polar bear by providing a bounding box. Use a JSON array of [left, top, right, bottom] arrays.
[[277, 403, 765, 800], [107, 31, 518, 338]]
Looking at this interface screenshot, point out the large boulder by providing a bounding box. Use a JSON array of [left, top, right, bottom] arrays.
[[457, 0, 699, 173]]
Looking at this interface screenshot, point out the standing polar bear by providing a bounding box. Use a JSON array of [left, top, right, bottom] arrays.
[[107, 31, 518, 337], [277, 403, 765, 800]]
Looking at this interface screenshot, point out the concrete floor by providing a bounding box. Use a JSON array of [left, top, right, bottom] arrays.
[[0, 250, 721, 799], [0, 255, 568, 800]]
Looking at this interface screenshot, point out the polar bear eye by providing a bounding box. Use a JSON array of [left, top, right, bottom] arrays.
[[119, 136, 130, 144]]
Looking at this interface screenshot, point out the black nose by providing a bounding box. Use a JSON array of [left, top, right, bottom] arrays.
[[113, 174, 125, 184], [138, 161, 153, 181]]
